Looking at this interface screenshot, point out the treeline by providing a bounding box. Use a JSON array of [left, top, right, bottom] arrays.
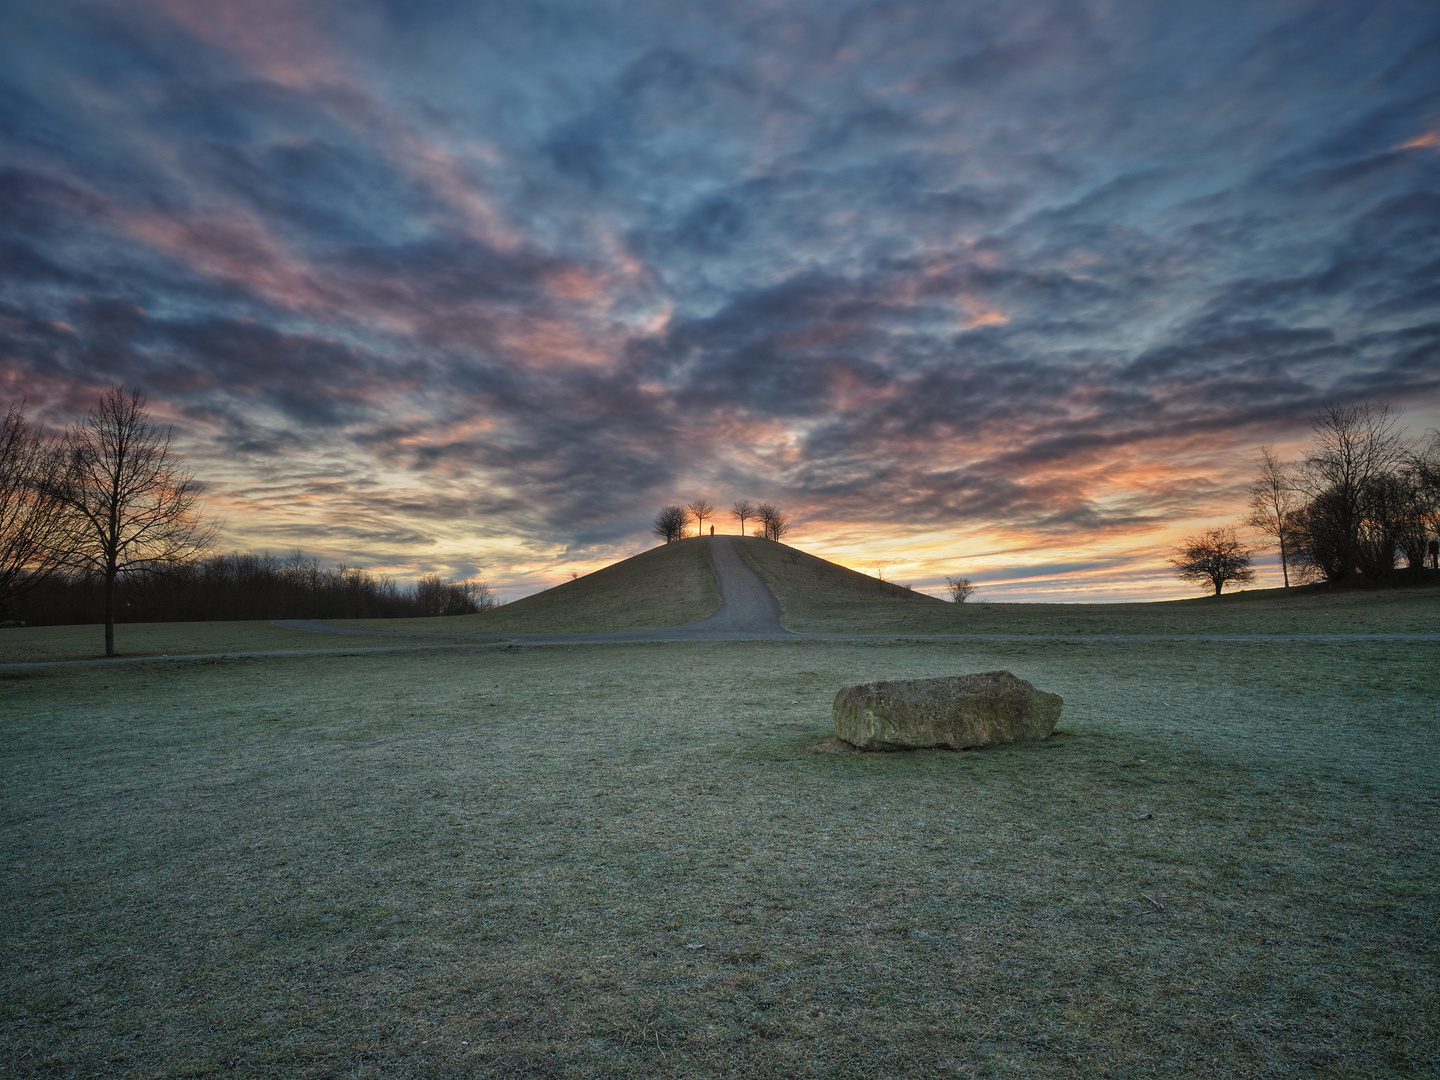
[[12, 551, 496, 627], [1247, 402, 1439, 586], [2, 390, 494, 636], [1174, 401, 1440, 595]]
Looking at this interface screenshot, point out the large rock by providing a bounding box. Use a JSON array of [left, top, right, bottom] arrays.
[[832, 670, 1062, 750]]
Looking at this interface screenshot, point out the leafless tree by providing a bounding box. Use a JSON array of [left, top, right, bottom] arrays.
[[686, 499, 714, 538], [414, 574, 497, 616], [945, 575, 977, 602], [1168, 527, 1256, 596], [755, 502, 791, 541], [730, 499, 754, 537], [1244, 444, 1302, 588], [0, 401, 71, 618], [1294, 401, 1411, 582], [653, 504, 690, 543], [753, 503, 775, 537], [51, 387, 218, 655], [1412, 430, 1440, 566]]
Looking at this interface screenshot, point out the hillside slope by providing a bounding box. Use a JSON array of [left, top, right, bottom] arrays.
[[332, 536, 720, 635], [327, 534, 1437, 638], [731, 536, 943, 633]]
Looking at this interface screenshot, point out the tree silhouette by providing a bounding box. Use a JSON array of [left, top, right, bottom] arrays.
[[755, 502, 791, 541], [1295, 402, 1409, 582], [730, 499, 754, 536], [945, 575, 976, 602], [1168, 528, 1255, 596], [0, 401, 70, 619], [52, 387, 217, 655], [653, 504, 690, 543], [686, 499, 714, 538], [1245, 444, 1302, 588]]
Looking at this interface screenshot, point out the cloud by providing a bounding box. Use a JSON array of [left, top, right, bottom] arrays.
[[2, 0, 1439, 597]]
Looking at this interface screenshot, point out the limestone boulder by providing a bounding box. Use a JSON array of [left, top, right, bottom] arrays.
[[832, 670, 1062, 750]]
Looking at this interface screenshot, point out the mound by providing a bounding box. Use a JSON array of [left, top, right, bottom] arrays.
[[330, 536, 718, 635], [732, 536, 945, 631], [353, 535, 938, 636], [471, 535, 724, 634]]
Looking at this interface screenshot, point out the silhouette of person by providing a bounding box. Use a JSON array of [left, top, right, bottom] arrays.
[[710, 525, 715, 535], [1429, 538, 1438, 570]]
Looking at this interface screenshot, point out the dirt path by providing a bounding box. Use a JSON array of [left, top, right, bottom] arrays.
[[647, 535, 792, 638]]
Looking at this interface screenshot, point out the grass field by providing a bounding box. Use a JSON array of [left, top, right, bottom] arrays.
[[3, 629, 1436, 1078], [0, 620, 404, 665], [736, 538, 1440, 636], [0, 539, 719, 664], [9, 538, 1431, 668]]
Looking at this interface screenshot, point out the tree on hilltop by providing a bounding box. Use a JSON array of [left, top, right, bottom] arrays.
[[1169, 527, 1255, 596], [755, 502, 791, 541], [731, 499, 754, 536], [653, 504, 690, 543], [686, 499, 714, 537]]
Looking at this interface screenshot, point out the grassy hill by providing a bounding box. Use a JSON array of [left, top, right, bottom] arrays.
[[6, 536, 1431, 662], [731, 535, 945, 630], [735, 537, 1440, 635], [331, 535, 720, 635]]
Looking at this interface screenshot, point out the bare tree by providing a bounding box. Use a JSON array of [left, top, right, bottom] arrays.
[[1294, 401, 1411, 583], [755, 502, 791, 541], [753, 502, 775, 537], [1244, 444, 1302, 588], [414, 574, 497, 616], [686, 499, 714, 538], [730, 499, 754, 537], [653, 504, 690, 543], [0, 401, 71, 619], [52, 387, 218, 655], [1168, 527, 1256, 596], [1412, 430, 1440, 567], [945, 575, 977, 602]]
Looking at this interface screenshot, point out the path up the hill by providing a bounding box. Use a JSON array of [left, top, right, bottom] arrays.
[[667, 535, 791, 637]]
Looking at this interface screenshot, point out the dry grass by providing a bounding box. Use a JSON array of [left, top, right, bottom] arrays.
[[0, 620, 381, 665], [0, 538, 719, 663], [736, 538, 1440, 636], [329, 536, 720, 635], [2, 633, 1436, 1078]]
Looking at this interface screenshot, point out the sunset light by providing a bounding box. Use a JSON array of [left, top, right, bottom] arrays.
[[3, 1, 1438, 602]]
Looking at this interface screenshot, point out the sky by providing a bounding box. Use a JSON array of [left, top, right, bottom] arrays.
[[2, 0, 1439, 602]]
